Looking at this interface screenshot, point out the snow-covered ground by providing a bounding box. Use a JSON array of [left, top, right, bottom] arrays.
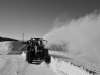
[[0, 54, 56, 75], [21, 52, 99, 75], [0, 41, 100, 75], [0, 51, 99, 75], [0, 41, 13, 54], [41, 57, 99, 75]]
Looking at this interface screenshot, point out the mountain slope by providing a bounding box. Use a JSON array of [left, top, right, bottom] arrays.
[[0, 36, 18, 42]]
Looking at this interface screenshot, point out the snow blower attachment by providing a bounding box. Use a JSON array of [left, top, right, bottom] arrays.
[[26, 38, 51, 65]]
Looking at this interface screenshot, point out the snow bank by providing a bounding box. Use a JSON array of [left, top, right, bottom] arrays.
[[41, 56, 97, 75], [0, 41, 13, 54], [21, 51, 26, 59], [21, 51, 98, 75]]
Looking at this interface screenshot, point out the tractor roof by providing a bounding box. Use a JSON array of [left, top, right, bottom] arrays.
[[31, 38, 43, 41]]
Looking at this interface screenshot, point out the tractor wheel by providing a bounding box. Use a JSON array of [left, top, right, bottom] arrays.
[[43, 49, 49, 56], [26, 51, 29, 61], [26, 51, 32, 63], [44, 55, 51, 64]]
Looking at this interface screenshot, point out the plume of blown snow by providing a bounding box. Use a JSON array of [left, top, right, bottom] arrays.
[[43, 12, 100, 65]]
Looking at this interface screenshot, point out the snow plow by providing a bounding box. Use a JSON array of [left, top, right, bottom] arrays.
[[25, 38, 51, 65]]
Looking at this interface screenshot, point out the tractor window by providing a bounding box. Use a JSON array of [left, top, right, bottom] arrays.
[[40, 41, 43, 46], [38, 41, 41, 46]]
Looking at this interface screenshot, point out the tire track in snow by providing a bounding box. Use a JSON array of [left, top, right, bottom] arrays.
[[16, 58, 23, 75], [0, 59, 12, 75], [17, 62, 29, 75]]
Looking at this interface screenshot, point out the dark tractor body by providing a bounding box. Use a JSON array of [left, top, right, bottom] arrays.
[[26, 38, 51, 65]]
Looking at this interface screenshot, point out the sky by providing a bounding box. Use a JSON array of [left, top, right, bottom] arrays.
[[0, 0, 100, 40]]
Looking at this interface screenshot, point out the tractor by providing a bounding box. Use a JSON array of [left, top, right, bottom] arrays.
[[26, 38, 51, 65]]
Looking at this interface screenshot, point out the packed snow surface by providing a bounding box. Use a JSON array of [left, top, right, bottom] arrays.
[[0, 41, 99, 75], [0, 51, 99, 75]]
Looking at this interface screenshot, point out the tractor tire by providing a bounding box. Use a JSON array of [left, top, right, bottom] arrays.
[[43, 49, 49, 56], [44, 55, 51, 64], [26, 51, 32, 63]]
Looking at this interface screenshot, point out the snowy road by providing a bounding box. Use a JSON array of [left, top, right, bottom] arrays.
[[0, 41, 99, 75], [0, 55, 57, 75], [6, 50, 100, 75], [0, 54, 99, 75]]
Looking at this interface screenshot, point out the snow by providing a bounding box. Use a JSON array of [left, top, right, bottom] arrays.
[[41, 56, 97, 75], [0, 55, 57, 75], [0, 41, 13, 54], [21, 52, 97, 75], [21, 51, 26, 59], [0, 52, 98, 75], [0, 41, 99, 75]]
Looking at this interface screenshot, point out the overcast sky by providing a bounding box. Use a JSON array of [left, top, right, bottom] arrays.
[[0, 0, 100, 40]]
